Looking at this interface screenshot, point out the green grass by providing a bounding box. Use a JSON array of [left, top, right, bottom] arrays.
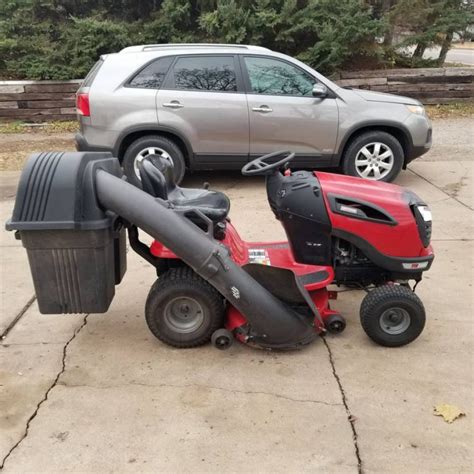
[[0, 120, 78, 134]]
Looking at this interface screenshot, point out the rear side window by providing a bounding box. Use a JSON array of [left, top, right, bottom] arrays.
[[82, 59, 104, 87], [171, 56, 237, 92], [128, 56, 174, 89]]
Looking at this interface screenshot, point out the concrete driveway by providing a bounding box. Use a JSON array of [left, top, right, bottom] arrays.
[[1, 155, 473, 471]]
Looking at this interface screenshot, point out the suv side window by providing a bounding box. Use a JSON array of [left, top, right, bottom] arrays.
[[170, 56, 237, 92], [127, 56, 174, 89], [244, 56, 315, 96]]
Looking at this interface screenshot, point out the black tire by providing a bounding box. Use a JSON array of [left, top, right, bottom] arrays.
[[342, 131, 404, 182], [360, 285, 425, 347], [155, 258, 186, 277], [325, 313, 346, 334], [122, 135, 186, 187], [211, 328, 234, 350], [145, 267, 225, 348]]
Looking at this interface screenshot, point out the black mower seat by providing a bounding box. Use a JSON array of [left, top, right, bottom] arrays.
[[138, 156, 230, 223]]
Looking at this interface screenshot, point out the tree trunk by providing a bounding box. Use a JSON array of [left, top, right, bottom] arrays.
[[413, 42, 427, 58], [438, 31, 454, 66], [382, 0, 396, 46]]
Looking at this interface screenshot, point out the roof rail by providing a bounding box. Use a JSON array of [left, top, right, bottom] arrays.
[[120, 43, 270, 53]]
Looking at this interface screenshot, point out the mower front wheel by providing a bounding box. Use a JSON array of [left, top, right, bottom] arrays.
[[145, 267, 225, 348], [360, 285, 425, 347]]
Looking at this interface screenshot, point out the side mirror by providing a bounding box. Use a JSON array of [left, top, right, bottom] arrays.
[[312, 83, 328, 98]]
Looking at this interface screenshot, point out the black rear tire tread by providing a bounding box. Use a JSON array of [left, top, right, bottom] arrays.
[[360, 284, 425, 347], [122, 135, 186, 187], [145, 267, 224, 348]]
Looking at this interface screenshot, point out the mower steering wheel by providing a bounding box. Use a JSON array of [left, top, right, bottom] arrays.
[[241, 150, 295, 176]]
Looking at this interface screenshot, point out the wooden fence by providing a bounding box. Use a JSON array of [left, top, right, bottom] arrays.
[[0, 67, 472, 122], [0, 80, 81, 122], [334, 67, 473, 104]]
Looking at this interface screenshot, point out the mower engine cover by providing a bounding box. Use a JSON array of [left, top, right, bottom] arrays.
[[316, 172, 433, 269]]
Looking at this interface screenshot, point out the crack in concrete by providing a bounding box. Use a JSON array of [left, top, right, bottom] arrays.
[[432, 238, 473, 242], [58, 380, 343, 407], [1, 295, 36, 341], [0, 313, 89, 471], [408, 168, 473, 211], [322, 336, 362, 474]]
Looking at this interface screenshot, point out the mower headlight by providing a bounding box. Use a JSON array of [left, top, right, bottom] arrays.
[[412, 204, 432, 247], [416, 205, 432, 222], [406, 105, 425, 116]]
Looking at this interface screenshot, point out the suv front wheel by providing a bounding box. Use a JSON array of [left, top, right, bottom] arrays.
[[122, 135, 186, 186], [342, 131, 404, 183]]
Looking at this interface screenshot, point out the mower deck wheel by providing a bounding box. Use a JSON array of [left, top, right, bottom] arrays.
[[211, 328, 234, 350], [360, 284, 425, 347], [325, 314, 346, 334], [145, 267, 225, 348]]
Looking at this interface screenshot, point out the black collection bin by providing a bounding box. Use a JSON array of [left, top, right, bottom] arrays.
[[6, 151, 127, 314]]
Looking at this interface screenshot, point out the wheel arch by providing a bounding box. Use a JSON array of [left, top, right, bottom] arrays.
[[114, 124, 193, 167], [338, 122, 413, 168]]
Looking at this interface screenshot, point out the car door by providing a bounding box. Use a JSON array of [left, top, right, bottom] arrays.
[[242, 55, 339, 167], [157, 54, 249, 169]]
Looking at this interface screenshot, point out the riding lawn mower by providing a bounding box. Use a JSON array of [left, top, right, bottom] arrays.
[[6, 150, 434, 351]]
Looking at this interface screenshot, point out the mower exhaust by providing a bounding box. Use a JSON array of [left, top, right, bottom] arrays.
[[7, 152, 316, 350]]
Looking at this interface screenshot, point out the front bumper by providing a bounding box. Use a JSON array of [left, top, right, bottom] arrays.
[[404, 113, 432, 164], [406, 128, 432, 163]]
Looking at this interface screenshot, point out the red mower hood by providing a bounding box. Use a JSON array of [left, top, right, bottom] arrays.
[[315, 171, 409, 208], [315, 171, 431, 258]]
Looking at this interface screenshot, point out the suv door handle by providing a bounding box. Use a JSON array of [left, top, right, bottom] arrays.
[[252, 105, 273, 113], [163, 101, 184, 109]]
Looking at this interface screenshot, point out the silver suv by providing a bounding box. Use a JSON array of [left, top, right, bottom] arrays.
[[75, 43, 432, 184]]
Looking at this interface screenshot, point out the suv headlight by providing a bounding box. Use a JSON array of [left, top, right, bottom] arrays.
[[406, 105, 425, 116]]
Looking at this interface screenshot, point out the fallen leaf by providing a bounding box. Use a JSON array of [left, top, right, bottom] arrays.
[[433, 404, 466, 423]]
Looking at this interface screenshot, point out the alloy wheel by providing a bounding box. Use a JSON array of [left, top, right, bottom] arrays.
[[134, 147, 173, 179], [354, 142, 394, 180]]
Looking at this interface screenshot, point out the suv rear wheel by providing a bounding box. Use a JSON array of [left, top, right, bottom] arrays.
[[122, 135, 186, 186], [342, 131, 404, 182]]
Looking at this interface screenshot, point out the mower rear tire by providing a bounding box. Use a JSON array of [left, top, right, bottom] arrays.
[[360, 284, 425, 347], [155, 258, 186, 277], [145, 267, 225, 348]]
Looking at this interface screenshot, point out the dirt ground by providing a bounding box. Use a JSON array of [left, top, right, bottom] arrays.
[[0, 117, 472, 172]]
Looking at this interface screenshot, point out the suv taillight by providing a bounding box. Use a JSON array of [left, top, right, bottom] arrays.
[[76, 93, 90, 117]]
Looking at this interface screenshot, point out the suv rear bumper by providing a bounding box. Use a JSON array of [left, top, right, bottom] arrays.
[[75, 133, 112, 154]]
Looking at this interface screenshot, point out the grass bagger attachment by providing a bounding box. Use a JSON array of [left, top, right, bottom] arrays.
[[6, 151, 434, 350]]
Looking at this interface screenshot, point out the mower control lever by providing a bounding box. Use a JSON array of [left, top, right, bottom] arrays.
[[241, 150, 295, 176]]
